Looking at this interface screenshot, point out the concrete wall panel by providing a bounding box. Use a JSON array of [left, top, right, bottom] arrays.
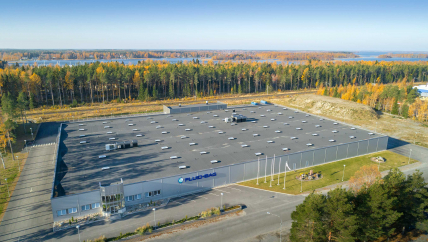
[[336, 144, 348, 160], [230, 164, 245, 183], [347, 142, 359, 158], [214, 166, 230, 187]]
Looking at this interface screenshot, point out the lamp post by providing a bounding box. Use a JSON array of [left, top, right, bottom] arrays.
[[76, 225, 81, 242], [16, 156, 20, 172], [24, 140, 27, 153], [408, 149, 412, 165], [153, 208, 156, 228], [220, 193, 223, 210], [4, 178, 10, 197], [342, 165, 346, 182], [267, 212, 283, 242], [30, 128, 33, 140]]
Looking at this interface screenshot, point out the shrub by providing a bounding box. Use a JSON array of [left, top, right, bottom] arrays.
[[135, 223, 153, 235]]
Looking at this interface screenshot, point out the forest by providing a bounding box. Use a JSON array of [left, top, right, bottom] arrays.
[[0, 59, 427, 109], [378, 53, 428, 59]]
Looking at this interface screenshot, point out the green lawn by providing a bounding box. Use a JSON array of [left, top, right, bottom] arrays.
[[238, 150, 418, 195]]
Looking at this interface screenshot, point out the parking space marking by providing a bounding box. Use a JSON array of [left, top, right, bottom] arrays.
[[213, 188, 230, 193], [227, 186, 242, 192], [171, 200, 183, 205], [208, 192, 219, 196], [195, 195, 208, 200], [179, 196, 196, 202]]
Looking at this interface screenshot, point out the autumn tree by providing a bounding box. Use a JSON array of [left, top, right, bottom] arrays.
[[348, 165, 381, 192]]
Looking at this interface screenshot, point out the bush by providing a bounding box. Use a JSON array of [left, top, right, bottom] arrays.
[[135, 222, 152, 235], [70, 99, 78, 108], [86, 235, 106, 242]]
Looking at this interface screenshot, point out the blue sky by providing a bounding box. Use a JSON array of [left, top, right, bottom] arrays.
[[0, 0, 427, 51]]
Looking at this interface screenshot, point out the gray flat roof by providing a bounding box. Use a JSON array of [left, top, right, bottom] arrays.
[[56, 103, 380, 196], [168, 102, 224, 109]]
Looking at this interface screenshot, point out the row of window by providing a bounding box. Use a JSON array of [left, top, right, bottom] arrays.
[[57, 203, 101, 217], [57, 207, 77, 216], [81, 202, 100, 211], [125, 190, 162, 202]]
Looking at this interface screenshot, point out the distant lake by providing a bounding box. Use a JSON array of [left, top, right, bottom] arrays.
[[10, 52, 427, 67]]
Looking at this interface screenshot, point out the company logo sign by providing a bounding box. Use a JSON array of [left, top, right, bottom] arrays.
[[178, 172, 217, 183]]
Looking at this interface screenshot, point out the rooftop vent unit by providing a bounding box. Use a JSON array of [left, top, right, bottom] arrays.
[[79, 124, 85, 126], [290, 137, 297, 140], [283, 123, 289, 125], [209, 126, 215, 128], [101, 167, 110, 171], [162, 131, 168, 134], [368, 132, 374, 135], [260, 100, 268, 104], [320, 118, 324, 121], [116, 141, 131, 149], [349, 136, 356, 139], [99, 155, 106, 159], [258, 107, 262, 109], [179, 165, 186, 169], [103, 122, 108, 124], [161, 146, 169, 150], [315, 125, 321, 128], [282, 148, 290, 151], [263, 126, 269, 128], [251, 121, 257, 123], [333, 123, 338, 125], [210, 160, 219, 164], [312, 133, 319, 136], [213, 115, 219, 117], [255, 152, 263, 156], [306, 114, 310, 117], [253, 134, 260, 136], [178, 124, 185, 126], [302, 121, 307, 123], [243, 108, 247, 110], [267, 141, 274, 143], [79, 135, 86, 137], [156, 126, 163, 129], [289, 116, 294, 119], [351, 127, 356, 130], [171, 156, 178, 159], [189, 142, 196, 146], [251, 102, 258, 105], [275, 130, 281, 133], [193, 117, 199, 119], [107, 131, 113, 134], [296, 128, 302, 130], [155, 139, 162, 142], [283, 108, 287, 110], [277, 112, 283, 115], [200, 151, 207, 155], [80, 141, 87, 144], [105, 144, 117, 151], [128, 124, 135, 126], [207, 112, 211, 114], [242, 128, 247, 131], [167, 115, 172, 117], [147, 117, 153, 120], [228, 137, 235, 140], [250, 111, 255, 113], [260, 115, 265, 117], [294, 111, 299, 113], [231, 123, 236, 126], [200, 121, 206, 124], [132, 129, 138, 131], [136, 134, 143, 137], [109, 137, 116, 140], [79, 129, 85, 131], [225, 110, 229, 112], [241, 144, 249, 148], [185, 129, 192, 131], [218, 131, 224, 134], [104, 126, 110, 129], [329, 139, 336, 142], [131, 140, 138, 147], [267, 109, 272, 112], [150, 121, 157, 124], [271, 118, 276, 121], [332, 130, 338, 133], [172, 119, 178, 121], [181, 136, 187, 139], [306, 143, 313, 146]]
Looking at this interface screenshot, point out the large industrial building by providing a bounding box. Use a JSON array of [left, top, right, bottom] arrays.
[[51, 101, 388, 223]]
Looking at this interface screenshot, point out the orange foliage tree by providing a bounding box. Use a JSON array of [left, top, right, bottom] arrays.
[[348, 165, 381, 192]]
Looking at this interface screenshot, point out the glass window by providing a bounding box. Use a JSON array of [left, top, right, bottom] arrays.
[[81, 205, 90, 211], [68, 207, 77, 214], [92, 203, 100, 209], [57, 209, 67, 216], [158, 190, 161, 195], [149, 192, 152, 197], [136, 194, 142, 200], [125, 196, 134, 202], [153, 190, 158, 196]]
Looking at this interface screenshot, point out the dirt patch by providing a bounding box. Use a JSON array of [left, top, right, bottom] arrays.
[[274, 94, 378, 121]]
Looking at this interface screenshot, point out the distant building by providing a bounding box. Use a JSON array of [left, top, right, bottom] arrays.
[[413, 83, 428, 99]]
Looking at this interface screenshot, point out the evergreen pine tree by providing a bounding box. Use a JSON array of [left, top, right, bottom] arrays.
[[391, 99, 399, 115], [169, 81, 174, 99]]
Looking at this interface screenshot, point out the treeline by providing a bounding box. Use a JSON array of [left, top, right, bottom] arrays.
[[0, 50, 216, 62], [317, 81, 428, 122], [255, 51, 359, 61], [290, 168, 428, 241], [379, 53, 428, 59], [0, 60, 427, 109]]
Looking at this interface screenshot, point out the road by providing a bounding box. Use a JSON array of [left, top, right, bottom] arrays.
[[0, 145, 56, 242]]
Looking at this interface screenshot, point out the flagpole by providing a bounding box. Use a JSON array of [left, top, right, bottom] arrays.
[[264, 155, 267, 183], [257, 157, 260, 185], [277, 157, 281, 185]]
